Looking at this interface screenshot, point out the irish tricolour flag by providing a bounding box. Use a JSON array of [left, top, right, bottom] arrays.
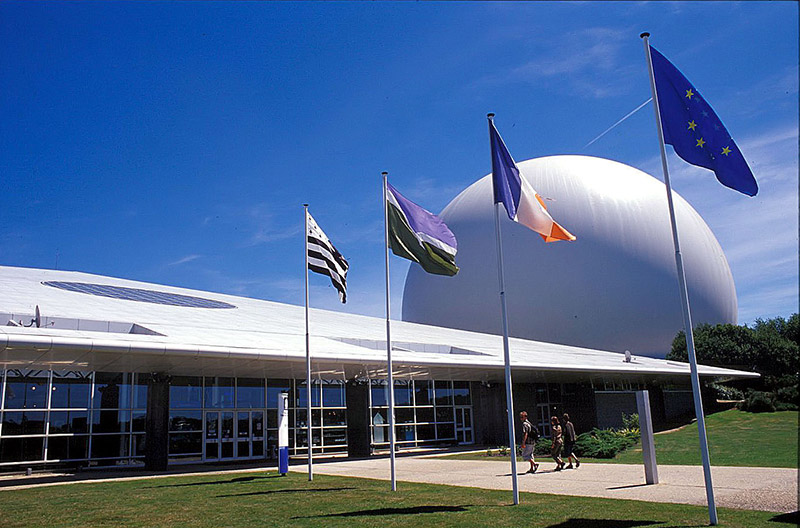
[[386, 182, 459, 276], [489, 118, 576, 243]]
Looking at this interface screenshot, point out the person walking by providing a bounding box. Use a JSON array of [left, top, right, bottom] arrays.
[[550, 415, 565, 471], [519, 411, 540, 473], [562, 413, 580, 469]]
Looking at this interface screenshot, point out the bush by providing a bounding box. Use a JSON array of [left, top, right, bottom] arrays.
[[739, 390, 776, 413], [573, 428, 639, 459], [708, 382, 745, 401]]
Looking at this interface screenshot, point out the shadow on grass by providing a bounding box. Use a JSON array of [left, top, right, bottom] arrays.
[[147, 475, 283, 488], [292, 505, 471, 518], [217, 487, 355, 498], [544, 520, 662, 528], [769, 511, 799, 524]]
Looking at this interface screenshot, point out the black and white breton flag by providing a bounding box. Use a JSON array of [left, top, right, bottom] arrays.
[[307, 212, 349, 303]]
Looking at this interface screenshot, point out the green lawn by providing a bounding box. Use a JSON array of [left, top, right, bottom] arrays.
[[0, 471, 795, 528], [442, 410, 798, 468]]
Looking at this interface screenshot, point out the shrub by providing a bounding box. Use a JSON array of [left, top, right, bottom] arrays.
[[739, 390, 776, 413], [621, 412, 640, 433], [708, 382, 745, 401], [574, 428, 639, 459]]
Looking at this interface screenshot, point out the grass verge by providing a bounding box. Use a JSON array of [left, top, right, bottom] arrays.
[[441, 410, 798, 468], [0, 470, 795, 528]]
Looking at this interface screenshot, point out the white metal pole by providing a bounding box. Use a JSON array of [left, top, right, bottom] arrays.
[[641, 32, 717, 525], [303, 204, 313, 481], [382, 171, 397, 491], [488, 113, 519, 505]]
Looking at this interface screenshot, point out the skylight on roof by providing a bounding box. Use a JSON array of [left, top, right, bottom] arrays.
[[42, 281, 236, 309]]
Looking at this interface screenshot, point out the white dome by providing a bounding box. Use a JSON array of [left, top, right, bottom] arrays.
[[402, 155, 737, 358]]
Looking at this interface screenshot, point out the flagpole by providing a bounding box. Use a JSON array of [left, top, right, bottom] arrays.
[[641, 33, 717, 526], [303, 204, 313, 481], [382, 171, 397, 491], [488, 113, 519, 506]]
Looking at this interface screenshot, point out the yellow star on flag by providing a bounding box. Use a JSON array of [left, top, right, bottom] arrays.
[[721, 146, 731, 156], [685, 88, 694, 99], [696, 137, 705, 148], [687, 120, 697, 131]]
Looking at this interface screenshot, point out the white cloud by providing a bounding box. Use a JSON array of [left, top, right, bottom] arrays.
[[167, 254, 201, 266]]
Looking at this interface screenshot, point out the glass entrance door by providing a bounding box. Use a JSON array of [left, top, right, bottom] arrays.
[[236, 411, 265, 459], [204, 412, 219, 460], [455, 407, 473, 444]]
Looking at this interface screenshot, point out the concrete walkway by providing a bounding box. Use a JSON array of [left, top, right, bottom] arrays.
[[292, 456, 798, 513]]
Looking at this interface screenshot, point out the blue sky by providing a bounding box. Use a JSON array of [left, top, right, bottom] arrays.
[[1, 1, 797, 326]]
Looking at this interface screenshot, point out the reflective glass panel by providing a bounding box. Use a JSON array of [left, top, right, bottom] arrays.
[[323, 428, 347, 446], [93, 373, 131, 409], [396, 407, 414, 424], [434, 381, 453, 405], [417, 424, 435, 441], [170, 376, 203, 409], [295, 380, 320, 407], [436, 407, 454, 423], [2, 412, 23, 435], [252, 412, 264, 438], [236, 378, 265, 408], [3, 375, 47, 409], [323, 409, 346, 427], [414, 380, 432, 406], [416, 407, 434, 423], [321, 381, 344, 407], [238, 412, 249, 437], [47, 436, 69, 460], [23, 411, 46, 435], [436, 423, 456, 440], [92, 410, 130, 433], [205, 377, 235, 409], [132, 411, 146, 432], [169, 433, 202, 455], [169, 411, 203, 432], [267, 379, 291, 408], [394, 381, 412, 406], [370, 382, 387, 407], [51, 377, 91, 408], [453, 381, 470, 405], [91, 434, 129, 459]]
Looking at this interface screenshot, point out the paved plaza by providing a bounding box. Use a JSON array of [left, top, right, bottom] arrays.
[[292, 455, 798, 513]]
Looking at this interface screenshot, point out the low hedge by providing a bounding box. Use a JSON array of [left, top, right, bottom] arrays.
[[530, 427, 639, 459]]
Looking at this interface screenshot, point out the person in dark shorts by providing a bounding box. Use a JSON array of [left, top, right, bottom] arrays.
[[550, 415, 565, 471], [562, 413, 581, 469], [519, 411, 539, 473]]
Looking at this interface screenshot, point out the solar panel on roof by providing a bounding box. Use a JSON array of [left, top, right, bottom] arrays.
[[42, 281, 236, 309]]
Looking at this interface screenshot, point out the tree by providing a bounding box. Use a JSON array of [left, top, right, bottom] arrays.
[[668, 315, 799, 409]]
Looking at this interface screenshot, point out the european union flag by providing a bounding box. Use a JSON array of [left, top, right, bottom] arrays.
[[650, 45, 758, 196]]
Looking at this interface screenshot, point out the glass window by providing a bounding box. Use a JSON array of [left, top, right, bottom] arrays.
[[47, 436, 69, 460], [169, 411, 202, 432], [3, 374, 47, 409], [323, 409, 346, 427], [169, 433, 202, 455], [2, 411, 23, 435], [436, 407, 454, 423], [434, 381, 453, 405], [132, 376, 148, 410], [50, 411, 70, 434], [416, 407, 434, 423], [170, 376, 203, 409], [51, 377, 91, 408], [321, 381, 344, 407], [92, 410, 131, 433], [414, 380, 432, 406], [204, 377, 235, 409], [23, 411, 46, 435], [132, 411, 146, 433], [395, 425, 414, 442], [295, 380, 320, 408], [237, 378, 265, 409], [453, 381, 471, 405], [69, 436, 89, 459], [394, 381, 412, 406], [370, 381, 387, 407], [417, 424, 435, 441], [322, 428, 347, 446], [436, 423, 456, 440], [0, 437, 44, 462], [549, 383, 562, 404], [93, 373, 131, 409], [91, 434, 129, 459], [267, 379, 291, 408], [396, 407, 414, 424]]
